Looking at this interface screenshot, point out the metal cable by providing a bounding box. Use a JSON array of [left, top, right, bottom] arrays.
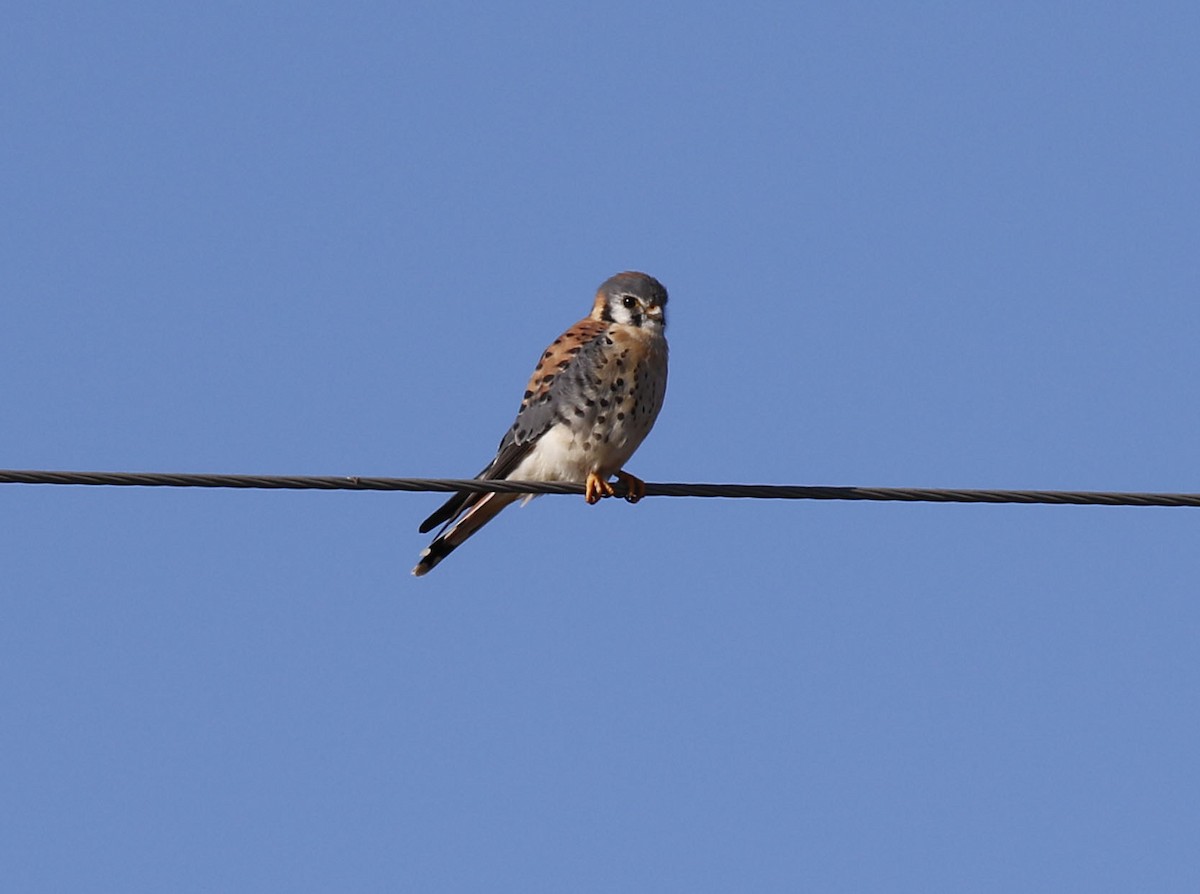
[[1, 469, 1198, 508]]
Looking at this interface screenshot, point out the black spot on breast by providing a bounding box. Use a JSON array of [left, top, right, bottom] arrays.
[[617, 412, 625, 421], [523, 390, 533, 400], [603, 336, 614, 345], [597, 415, 607, 423], [573, 407, 585, 417], [599, 398, 610, 408]]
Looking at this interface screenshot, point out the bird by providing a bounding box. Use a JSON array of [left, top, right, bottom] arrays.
[[413, 271, 669, 576]]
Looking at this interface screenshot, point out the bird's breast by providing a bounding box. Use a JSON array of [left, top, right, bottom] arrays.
[[512, 329, 667, 482]]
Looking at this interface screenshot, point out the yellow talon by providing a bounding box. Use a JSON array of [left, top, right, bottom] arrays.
[[585, 471, 647, 504], [585, 472, 615, 504], [615, 470, 646, 503]]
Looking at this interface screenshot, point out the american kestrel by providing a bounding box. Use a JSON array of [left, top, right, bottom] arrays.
[[413, 271, 669, 576]]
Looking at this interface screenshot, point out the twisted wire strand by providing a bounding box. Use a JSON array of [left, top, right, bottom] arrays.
[[1, 469, 1198, 508]]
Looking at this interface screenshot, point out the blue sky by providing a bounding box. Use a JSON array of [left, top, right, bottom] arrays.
[[3, 3, 1199, 890]]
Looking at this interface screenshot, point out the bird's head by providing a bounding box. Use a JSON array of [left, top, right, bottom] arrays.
[[591, 271, 668, 334]]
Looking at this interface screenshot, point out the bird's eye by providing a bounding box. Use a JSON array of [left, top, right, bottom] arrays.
[[622, 296, 637, 309]]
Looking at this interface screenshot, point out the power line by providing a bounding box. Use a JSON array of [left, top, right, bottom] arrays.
[[1, 469, 1198, 508]]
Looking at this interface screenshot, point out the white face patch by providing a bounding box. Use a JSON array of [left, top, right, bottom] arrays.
[[606, 293, 665, 333]]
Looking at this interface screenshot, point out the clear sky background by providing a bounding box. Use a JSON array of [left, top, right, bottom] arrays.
[[3, 3, 1198, 891]]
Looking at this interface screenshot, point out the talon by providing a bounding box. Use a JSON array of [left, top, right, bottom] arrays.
[[585, 472, 616, 504], [615, 470, 646, 504]]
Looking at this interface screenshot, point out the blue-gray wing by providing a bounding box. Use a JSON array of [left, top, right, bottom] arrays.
[[418, 318, 611, 534]]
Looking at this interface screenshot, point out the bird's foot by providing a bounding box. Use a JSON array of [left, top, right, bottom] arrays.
[[585, 471, 647, 504], [614, 470, 646, 504], [585, 472, 616, 504]]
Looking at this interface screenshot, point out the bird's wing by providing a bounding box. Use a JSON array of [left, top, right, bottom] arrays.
[[417, 318, 610, 535]]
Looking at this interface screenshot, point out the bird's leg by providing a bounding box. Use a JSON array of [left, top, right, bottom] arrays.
[[585, 471, 616, 504], [614, 470, 646, 504]]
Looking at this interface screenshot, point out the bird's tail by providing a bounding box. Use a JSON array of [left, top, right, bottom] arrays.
[[411, 491, 521, 576]]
